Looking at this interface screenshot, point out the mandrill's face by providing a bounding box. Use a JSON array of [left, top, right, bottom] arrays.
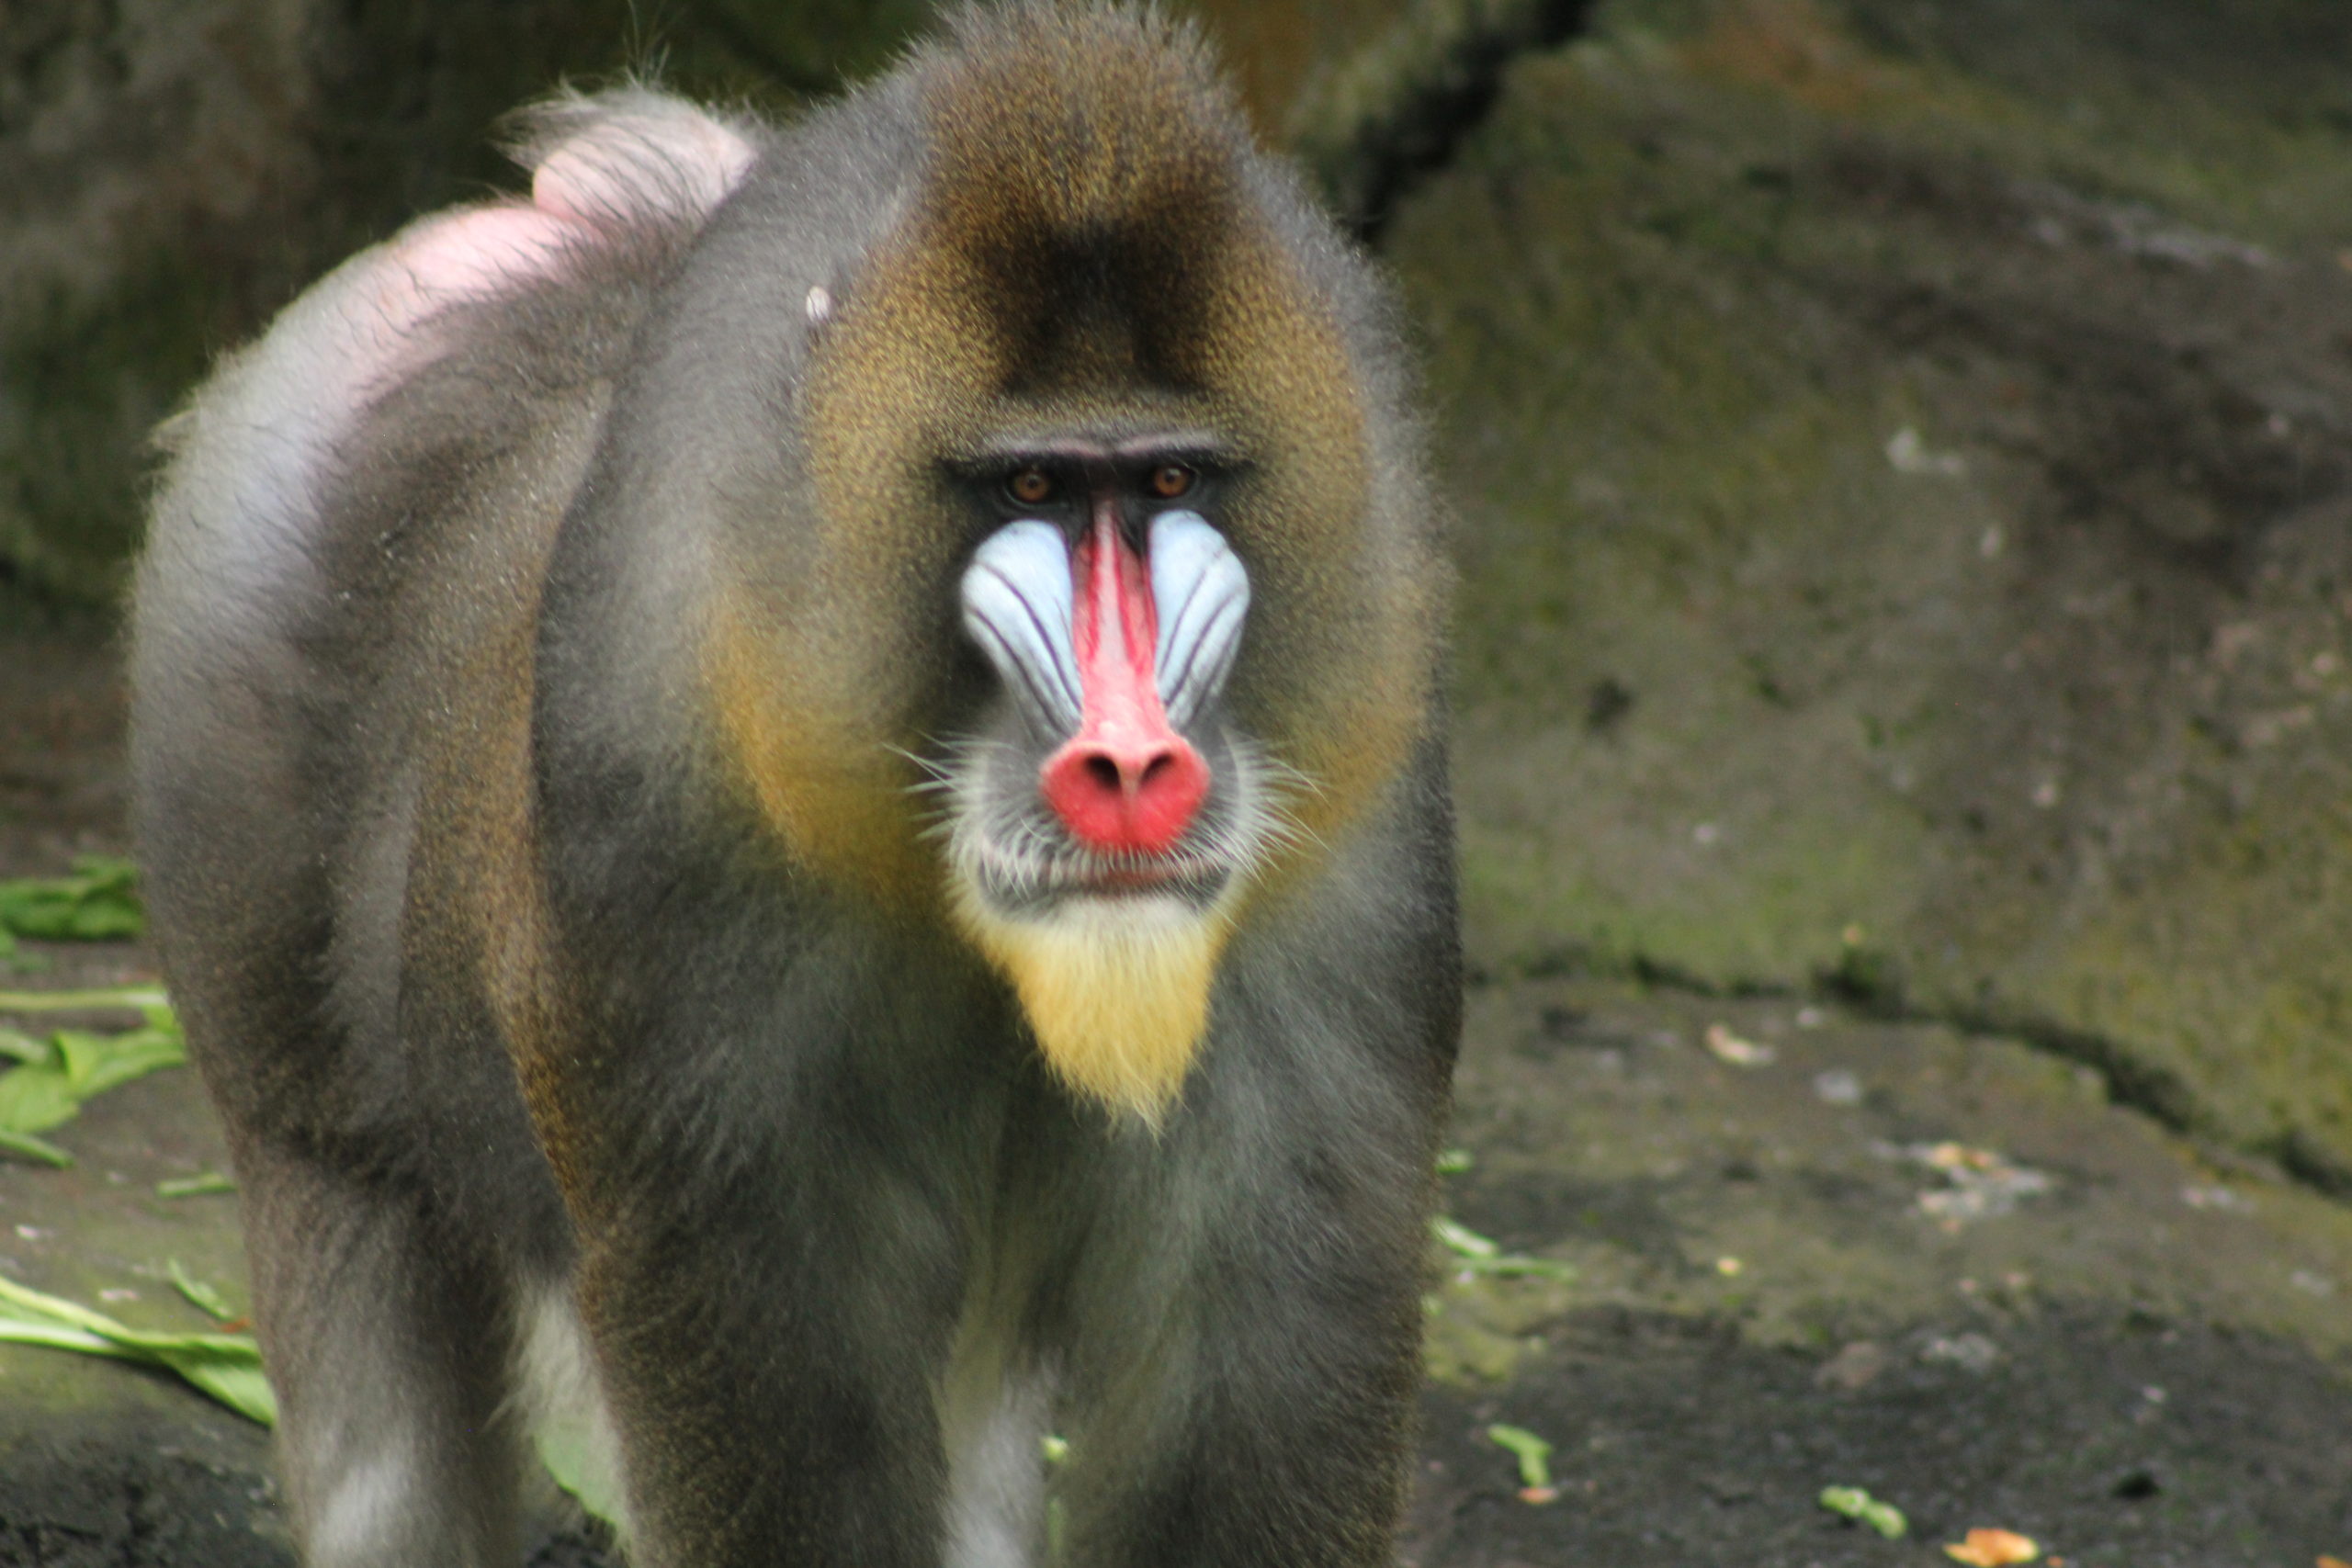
[[939, 420, 1294, 1123], [699, 15, 1441, 1122], [946, 429, 1279, 908]]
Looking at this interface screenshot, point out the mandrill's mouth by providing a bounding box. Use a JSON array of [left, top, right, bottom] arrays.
[[933, 747, 1265, 919], [996, 850, 1227, 910], [1077, 862, 1197, 895]]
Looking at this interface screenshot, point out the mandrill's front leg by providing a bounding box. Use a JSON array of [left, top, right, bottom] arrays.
[[530, 998, 999, 1568], [573, 1157, 967, 1567], [1046, 1013, 1443, 1568]]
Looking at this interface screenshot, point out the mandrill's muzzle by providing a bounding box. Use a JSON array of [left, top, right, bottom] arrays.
[[961, 510, 1249, 857]]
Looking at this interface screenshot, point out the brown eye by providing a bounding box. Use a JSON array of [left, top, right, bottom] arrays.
[[1148, 463, 1194, 500], [1007, 468, 1056, 506]]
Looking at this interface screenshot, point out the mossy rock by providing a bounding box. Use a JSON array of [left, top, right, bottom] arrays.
[[1400, 0, 2352, 1175]]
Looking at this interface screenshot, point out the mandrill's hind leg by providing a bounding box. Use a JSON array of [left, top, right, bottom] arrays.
[[235, 1145, 530, 1568]]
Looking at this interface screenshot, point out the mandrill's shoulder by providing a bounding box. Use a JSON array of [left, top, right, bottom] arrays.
[[141, 88, 764, 669]]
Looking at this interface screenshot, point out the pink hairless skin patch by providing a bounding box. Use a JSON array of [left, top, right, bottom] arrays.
[[1039, 515, 1212, 856]]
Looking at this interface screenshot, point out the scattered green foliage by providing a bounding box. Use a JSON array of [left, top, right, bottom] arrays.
[[1433, 1215, 1499, 1258], [1043, 1442, 1071, 1565], [0, 1127, 73, 1166], [0, 1262, 610, 1531], [534, 1422, 628, 1529], [1435, 1146, 1475, 1174], [0, 857, 143, 942], [0, 984, 170, 1014], [1432, 1216, 1577, 1281], [168, 1259, 237, 1323], [1820, 1483, 1910, 1540], [0, 1273, 274, 1425], [0, 986, 185, 1166], [1487, 1423, 1554, 1489], [157, 1170, 236, 1199]]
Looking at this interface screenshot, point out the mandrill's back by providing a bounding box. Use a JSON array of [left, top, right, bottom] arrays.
[[129, 87, 781, 1223]]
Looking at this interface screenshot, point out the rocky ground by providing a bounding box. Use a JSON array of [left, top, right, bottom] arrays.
[[5, 608, 2348, 1566]]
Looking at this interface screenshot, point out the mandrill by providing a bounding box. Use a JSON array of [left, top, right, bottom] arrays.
[[129, 4, 1457, 1564]]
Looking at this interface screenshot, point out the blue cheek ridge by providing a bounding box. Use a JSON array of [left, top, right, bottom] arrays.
[[1148, 512, 1250, 728], [960, 519, 1083, 735]]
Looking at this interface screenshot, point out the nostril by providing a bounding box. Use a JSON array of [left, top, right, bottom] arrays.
[[1040, 735, 1211, 854]]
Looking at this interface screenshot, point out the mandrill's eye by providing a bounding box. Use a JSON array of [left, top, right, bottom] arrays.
[[1148, 463, 1194, 500], [1006, 467, 1057, 506]]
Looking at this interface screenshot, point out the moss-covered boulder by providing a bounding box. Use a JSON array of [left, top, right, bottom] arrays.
[[1398, 0, 2352, 1178], [0, 0, 935, 604]]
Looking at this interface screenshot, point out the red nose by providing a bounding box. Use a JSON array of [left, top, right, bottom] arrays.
[[1043, 513, 1209, 856], [1041, 731, 1210, 856]]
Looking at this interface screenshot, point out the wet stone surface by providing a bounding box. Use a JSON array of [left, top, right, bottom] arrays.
[[1408, 977, 2352, 1565], [1410, 1307, 2352, 1566]]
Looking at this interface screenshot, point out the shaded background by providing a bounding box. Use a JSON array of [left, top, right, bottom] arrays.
[[4, 1, 2351, 1563]]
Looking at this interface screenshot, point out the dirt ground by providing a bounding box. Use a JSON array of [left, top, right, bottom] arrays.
[[3, 615, 2349, 1566]]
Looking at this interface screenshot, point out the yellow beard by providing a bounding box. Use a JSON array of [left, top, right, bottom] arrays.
[[952, 887, 1231, 1126]]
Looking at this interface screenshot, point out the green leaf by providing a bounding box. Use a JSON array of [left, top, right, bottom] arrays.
[[0, 992, 187, 1161], [1472, 1255, 1579, 1282], [0, 1318, 141, 1359], [0, 985, 171, 1012], [534, 1421, 627, 1528], [1433, 1216, 1500, 1258], [164, 1353, 277, 1427], [0, 857, 143, 942], [0, 1274, 275, 1426], [0, 1059, 79, 1137], [0, 1273, 119, 1335], [1487, 1423, 1554, 1489], [157, 1170, 235, 1199], [1432, 1216, 1577, 1281], [0, 1126, 73, 1167], [56, 1022, 185, 1096], [169, 1259, 236, 1322], [1819, 1484, 1908, 1539], [1435, 1146, 1475, 1174]]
